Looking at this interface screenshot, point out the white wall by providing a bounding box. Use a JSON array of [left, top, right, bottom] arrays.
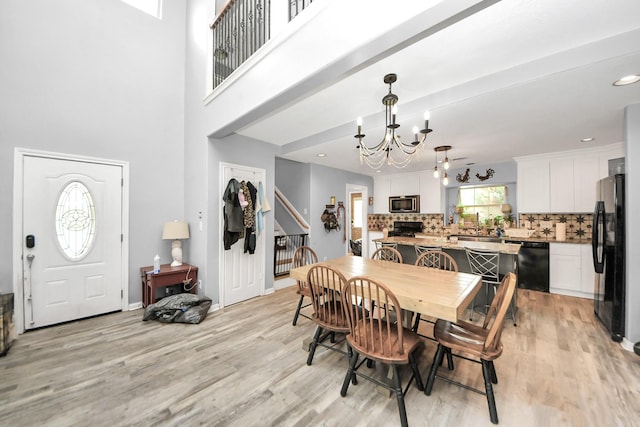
[[0, 0, 187, 301]]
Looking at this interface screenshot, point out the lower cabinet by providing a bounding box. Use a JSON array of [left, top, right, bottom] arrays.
[[368, 231, 383, 258], [549, 243, 594, 299]]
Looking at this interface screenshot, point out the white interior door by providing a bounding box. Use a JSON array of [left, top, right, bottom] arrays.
[[23, 156, 123, 329], [221, 163, 265, 306]]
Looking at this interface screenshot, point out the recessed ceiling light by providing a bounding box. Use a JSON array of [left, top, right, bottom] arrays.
[[375, 170, 382, 173], [316, 153, 327, 157], [613, 74, 640, 86], [581, 137, 595, 142]]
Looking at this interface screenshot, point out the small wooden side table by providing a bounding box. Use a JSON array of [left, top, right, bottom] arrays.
[[140, 263, 198, 307]]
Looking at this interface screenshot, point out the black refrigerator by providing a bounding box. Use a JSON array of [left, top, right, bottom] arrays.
[[592, 174, 625, 342]]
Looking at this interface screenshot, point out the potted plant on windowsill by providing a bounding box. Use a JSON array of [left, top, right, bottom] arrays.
[[455, 204, 464, 215]]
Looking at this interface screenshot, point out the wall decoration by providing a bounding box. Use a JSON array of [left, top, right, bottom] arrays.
[[321, 206, 339, 232], [456, 168, 470, 183], [476, 168, 495, 181]]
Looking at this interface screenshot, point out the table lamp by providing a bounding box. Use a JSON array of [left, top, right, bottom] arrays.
[[162, 220, 190, 267]]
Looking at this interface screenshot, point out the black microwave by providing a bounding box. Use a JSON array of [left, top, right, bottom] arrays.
[[389, 195, 420, 213]]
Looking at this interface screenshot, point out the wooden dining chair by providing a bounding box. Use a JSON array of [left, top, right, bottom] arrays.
[[412, 250, 459, 336], [305, 265, 358, 379], [340, 276, 424, 427], [424, 272, 517, 425], [465, 248, 516, 325], [371, 246, 403, 263], [291, 246, 318, 326]]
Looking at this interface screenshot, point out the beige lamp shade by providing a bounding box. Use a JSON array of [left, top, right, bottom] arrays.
[[162, 221, 190, 240], [500, 203, 512, 213], [162, 221, 190, 267]]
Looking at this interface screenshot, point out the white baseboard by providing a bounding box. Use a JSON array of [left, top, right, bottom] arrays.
[[274, 277, 296, 290], [621, 337, 635, 352], [128, 302, 143, 311]]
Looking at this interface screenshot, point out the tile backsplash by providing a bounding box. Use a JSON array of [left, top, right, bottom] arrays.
[[368, 213, 444, 233], [368, 212, 593, 242], [517, 213, 593, 242]]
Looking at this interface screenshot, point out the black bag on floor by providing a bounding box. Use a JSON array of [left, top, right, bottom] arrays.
[[143, 293, 212, 324]]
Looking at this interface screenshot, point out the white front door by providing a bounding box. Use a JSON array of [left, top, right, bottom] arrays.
[[23, 155, 124, 329], [221, 163, 265, 306]]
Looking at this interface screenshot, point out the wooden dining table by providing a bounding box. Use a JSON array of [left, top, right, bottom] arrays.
[[289, 255, 482, 323]]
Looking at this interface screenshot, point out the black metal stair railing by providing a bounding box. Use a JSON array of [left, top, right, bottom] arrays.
[[274, 233, 308, 277], [289, 0, 314, 21], [211, 0, 271, 90], [211, 0, 316, 90]]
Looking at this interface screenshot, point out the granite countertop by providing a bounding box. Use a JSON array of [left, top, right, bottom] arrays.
[[412, 233, 591, 245], [374, 236, 521, 255]]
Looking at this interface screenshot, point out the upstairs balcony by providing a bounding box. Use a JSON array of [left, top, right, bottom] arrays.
[[205, 1, 494, 142], [211, 0, 314, 90]]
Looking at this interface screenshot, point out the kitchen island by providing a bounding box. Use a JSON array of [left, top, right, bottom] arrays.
[[374, 235, 520, 321]]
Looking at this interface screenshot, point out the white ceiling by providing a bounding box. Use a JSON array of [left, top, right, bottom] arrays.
[[236, 0, 640, 176]]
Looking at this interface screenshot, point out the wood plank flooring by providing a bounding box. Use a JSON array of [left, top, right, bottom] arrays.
[[1, 287, 639, 427]]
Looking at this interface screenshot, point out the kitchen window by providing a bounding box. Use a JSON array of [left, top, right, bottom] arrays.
[[458, 185, 507, 223]]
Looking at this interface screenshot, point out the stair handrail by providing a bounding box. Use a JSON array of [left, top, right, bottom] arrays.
[[275, 187, 310, 231]]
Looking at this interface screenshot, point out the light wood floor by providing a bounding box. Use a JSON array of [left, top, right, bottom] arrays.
[[1, 287, 639, 427]]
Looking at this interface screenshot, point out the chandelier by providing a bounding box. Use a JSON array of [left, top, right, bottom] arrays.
[[433, 145, 451, 185], [354, 73, 432, 169]]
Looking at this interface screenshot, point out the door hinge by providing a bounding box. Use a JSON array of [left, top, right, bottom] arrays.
[[121, 234, 123, 242], [121, 178, 124, 186], [121, 289, 124, 298]]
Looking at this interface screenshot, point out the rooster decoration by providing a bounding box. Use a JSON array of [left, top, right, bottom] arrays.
[[456, 168, 470, 183], [476, 168, 495, 181]]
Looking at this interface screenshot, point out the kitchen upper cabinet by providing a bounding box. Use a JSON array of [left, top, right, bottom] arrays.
[[549, 159, 574, 212], [517, 159, 550, 213], [573, 157, 600, 212], [516, 143, 622, 214], [549, 243, 594, 299], [419, 171, 441, 213], [373, 172, 442, 213], [389, 174, 420, 196], [550, 157, 600, 212], [373, 176, 391, 213]]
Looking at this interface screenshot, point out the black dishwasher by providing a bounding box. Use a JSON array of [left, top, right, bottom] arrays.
[[505, 240, 550, 292]]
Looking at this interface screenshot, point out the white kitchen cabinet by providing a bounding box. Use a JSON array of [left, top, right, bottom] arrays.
[[549, 159, 574, 212], [389, 173, 420, 196], [549, 243, 594, 299], [549, 157, 600, 213], [550, 243, 581, 294], [517, 143, 622, 214], [573, 157, 600, 212], [373, 176, 391, 213], [419, 171, 441, 213], [368, 231, 383, 258], [374, 171, 442, 214], [516, 159, 550, 213]]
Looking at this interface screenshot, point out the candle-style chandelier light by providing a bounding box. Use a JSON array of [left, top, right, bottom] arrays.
[[354, 73, 432, 169]]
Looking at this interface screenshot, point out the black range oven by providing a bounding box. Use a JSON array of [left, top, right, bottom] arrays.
[[388, 221, 423, 237]]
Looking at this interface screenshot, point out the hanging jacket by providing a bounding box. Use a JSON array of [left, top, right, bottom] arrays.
[[223, 178, 243, 250], [255, 181, 270, 234], [244, 181, 258, 254]]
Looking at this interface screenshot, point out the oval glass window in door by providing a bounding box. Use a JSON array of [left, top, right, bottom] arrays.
[[55, 181, 97, 261]]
